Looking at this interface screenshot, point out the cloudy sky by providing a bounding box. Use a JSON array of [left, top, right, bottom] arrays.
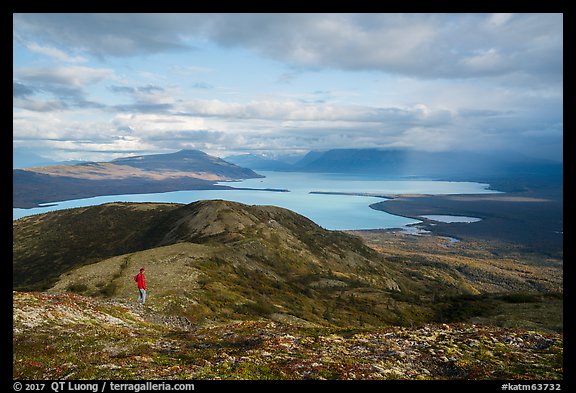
[[13, 13, 563, 166]]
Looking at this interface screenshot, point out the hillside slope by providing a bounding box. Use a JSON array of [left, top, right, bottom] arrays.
[[111, 149, 260, 179], [13, 200, 564, 380], [13, 291, 563, 380], [14, 200, 562, 330], [15, 200, 421, 327], [13, 200, 391, 288], [13, 202, 180, 290]]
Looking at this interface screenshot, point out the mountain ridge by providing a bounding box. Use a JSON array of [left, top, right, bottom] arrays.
[[229, 148, 563, 181], [13, 150, 262, 208], [111, 149, 261, 177], [222, 153, 294, 171], [13, 200, 398, 289], [14, 200, 419, 328]]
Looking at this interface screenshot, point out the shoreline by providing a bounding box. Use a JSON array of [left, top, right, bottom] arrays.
[[367, 189, 563, 257], [13, 174, 563, 258], [13, 185, 290, 210]]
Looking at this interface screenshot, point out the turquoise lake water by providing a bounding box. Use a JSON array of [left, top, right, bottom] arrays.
[[13, 171, 499, 230]]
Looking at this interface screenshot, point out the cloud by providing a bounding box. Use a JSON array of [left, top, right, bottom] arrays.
[[390, 127, 462, 151], [105, 101, 432, 152], [13, 98, 68, 112], [191, 82, 214, 89], [177, 99, 449, 125], [13, 81, 36, 98], [13, 13, 562, 80], [113, 103, 173, 114], [109, 85, 136, 94], [24, 42, 87, 63], [15, 66, 114, 88], [12, 13, 563, 162], [110, 113, 207, 135], [13, 79, 89, 112], [488, 13, 514, 27], [12, 82, 105, 112], [108, 83, 177, 114], [110, 84, 164, 94], [13, 66, 117, 112], [16, 88, 553, 155], [460, 48, 509, 75], [13, 13, 193, 58], [169, 65, 213, 75]]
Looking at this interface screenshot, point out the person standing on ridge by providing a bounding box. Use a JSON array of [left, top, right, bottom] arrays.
[[134, 268, 147, 305]]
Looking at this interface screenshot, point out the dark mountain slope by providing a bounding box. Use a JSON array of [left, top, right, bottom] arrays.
[[13, 200, 396, 293], [13, 203, 180, 290], [296, 149, 408, 174], [15, 200, 422, 326], [293, 148, 563, 180], [112, 149, 261, 179]]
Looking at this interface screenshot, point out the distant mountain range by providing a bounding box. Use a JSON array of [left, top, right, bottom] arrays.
[[13, 150, 262, 208], [228, 148, 563, 181], [110, 149, 259, 177], [14, 147, 562, 209], [225, 153, 294, 171]]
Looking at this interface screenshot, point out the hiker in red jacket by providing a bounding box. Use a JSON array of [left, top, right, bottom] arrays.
[[134, 268, 147, 305]]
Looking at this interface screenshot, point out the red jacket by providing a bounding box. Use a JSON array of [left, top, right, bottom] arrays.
[[134, 273, 146, 290]]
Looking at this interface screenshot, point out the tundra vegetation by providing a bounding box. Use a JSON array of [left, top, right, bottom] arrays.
[[13, 201, 562, 380]]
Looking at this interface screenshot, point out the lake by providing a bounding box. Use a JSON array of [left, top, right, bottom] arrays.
[[421, 215, 482, 223], [12, 171, 499, 230]]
